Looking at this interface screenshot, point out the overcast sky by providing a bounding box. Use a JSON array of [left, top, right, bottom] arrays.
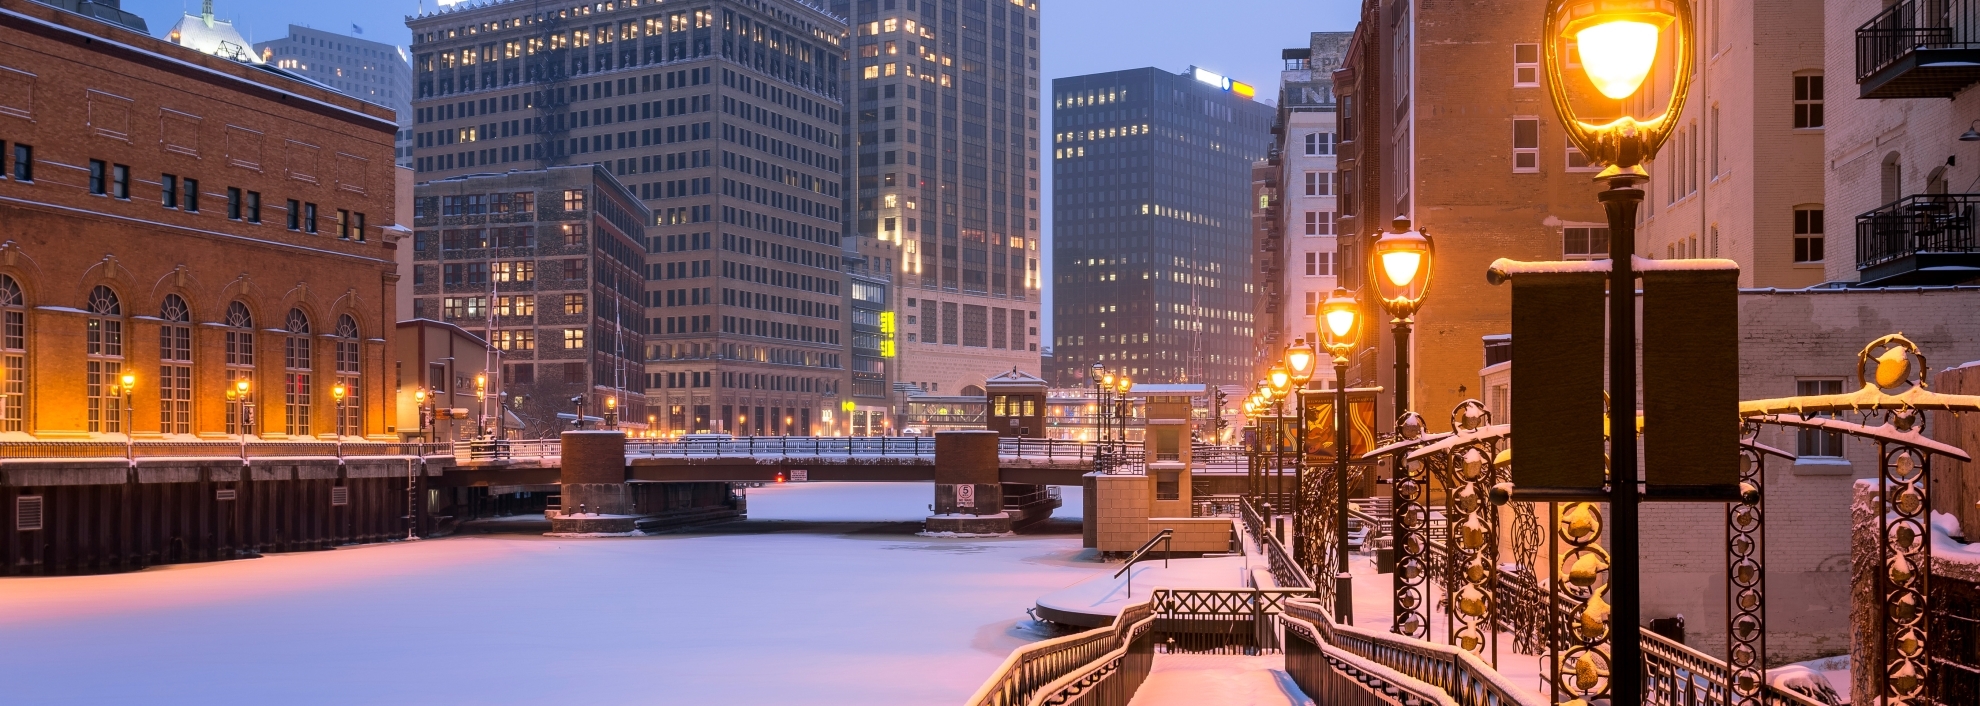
[[115, 0, 1358, 344]]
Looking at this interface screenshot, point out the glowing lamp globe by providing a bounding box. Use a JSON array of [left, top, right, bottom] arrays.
[[1369, 218, 1435, 319], [1286, 339, 1317, 387], [1268, 364, 1290, 401], [1318, 288, 1361, 361], [1544, 0, 1693, 177]]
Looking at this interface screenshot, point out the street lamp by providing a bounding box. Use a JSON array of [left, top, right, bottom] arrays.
[[1283, 342, 1316, 560], [604, 395, 618, 430], [1318, 287, 1362, 624], [226, 378, 254, 462], [1369, 219, 1435, 416], [1544, 0, 1693, 698], [1114, 375, 1132, 451], [118, 372, 135, 464], [413, 388, 430, 441], [332, 382, 348, 437]]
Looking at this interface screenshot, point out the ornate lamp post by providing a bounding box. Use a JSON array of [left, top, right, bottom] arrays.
[[1268, 362, 1292, 516], [1256, 377, 1278, 508], [1114, 375, 1132, 453], [604, 395, 619, 430], [1543, 0, 1693, 699], [474, 373, 488, 438], [1285, 341, 1316, 540], [331, 382, 347, 460], [413, 388, 430, 441], [1319, 287, 1362, 624], [1369, 220, 1435, 416]]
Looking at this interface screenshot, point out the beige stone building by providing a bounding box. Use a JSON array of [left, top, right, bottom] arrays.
[[1638, 0, 1831, 288], [1823, 0, 1980, 287], [1272, 33, 1350, 392]]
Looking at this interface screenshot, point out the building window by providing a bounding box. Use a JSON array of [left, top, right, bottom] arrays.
[[227, 188, 243, 219], [1514, 44, 1540, 86], [564, 189, 586, 211], [159, 295, 192, 435], [113, 165, 129, 199], [498, 295, 536, 317], [304, 203, 318, 233], [183, 178, 199, 212], [1793, 74, 1823, 129], [563, 328, 587, 349], [1304, 211, 1336, 236], [11, 143, 30, 181], [1566, 147, 1600, 172], [0, 274, 25, 432], [1304, 291, 1319, 316], [1796, 379, 1844, 456], [1305, 251, 1335, 277], [1563, 226, 1611, 259], [286, 199, 301, 230], [1794, 206, 1825, 263], [225, 302, 254, 434], [88, 160, 106, 195], [563, 222, 587, 246], [563, 260, 585, 281], [161, 174, 178, 208], [1304, 171, 1333, 196], [1513, 118, 1540, 172], [495, 261, 536, 282], [1304, 132, 1335, 156], [85, 286, 123, 434], [563, 293, 586, 315], [334, 315, 360, 437], [282, 309, 313, 437]]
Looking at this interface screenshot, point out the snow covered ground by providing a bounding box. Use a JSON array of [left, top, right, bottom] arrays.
[[1127, 653, 1313, 706], [0, 483, 1102, 706]]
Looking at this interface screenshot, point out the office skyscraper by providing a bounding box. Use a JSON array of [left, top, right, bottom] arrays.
[[407, 0, 853, 436], [836, 0, 1043, 404], [255, 25, 416, 168], [1049, 67, 1274, 388]]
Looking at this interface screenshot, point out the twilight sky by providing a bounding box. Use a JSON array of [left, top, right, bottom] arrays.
[[114, 0, 1359, 343]]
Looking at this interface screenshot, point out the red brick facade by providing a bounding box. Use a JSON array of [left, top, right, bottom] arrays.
[[0, 0, 401, 439]]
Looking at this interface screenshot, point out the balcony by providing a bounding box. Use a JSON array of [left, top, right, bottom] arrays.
[[1857, 0, 1980, 98], [1856, 193, 1980, 285]]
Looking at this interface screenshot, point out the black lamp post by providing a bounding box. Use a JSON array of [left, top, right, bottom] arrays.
[[1319, 287, 1362, 624]]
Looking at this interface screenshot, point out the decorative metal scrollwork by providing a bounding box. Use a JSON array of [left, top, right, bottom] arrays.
[[1555, 501, 1612, 704], [1881, 440, 1932, 705], [1299, 464, 1340, 617], [1445, 400, 1500, 657], [1393, 453, 1431, 639], [1726, 432, 1767, 706], [1507, 500, 1547, 655]]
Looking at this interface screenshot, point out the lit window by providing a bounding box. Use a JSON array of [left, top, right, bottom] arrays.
[[564, 328, 587, 349]]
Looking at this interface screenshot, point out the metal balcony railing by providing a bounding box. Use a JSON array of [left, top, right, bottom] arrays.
[[1856, 0, 1980, 97], [1855, 193, 1979, 270]]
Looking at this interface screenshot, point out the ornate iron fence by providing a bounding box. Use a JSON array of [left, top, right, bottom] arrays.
[[1283, 599, 1547, 706]]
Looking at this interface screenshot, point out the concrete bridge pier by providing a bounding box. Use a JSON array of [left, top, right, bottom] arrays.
[[925, 430, 1012, 536], [552, 430, 635, 534]]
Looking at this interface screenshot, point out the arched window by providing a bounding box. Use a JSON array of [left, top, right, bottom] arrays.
[[85, 286, 124, 434], [334, 315, 360, 436], [0, 275, 24, 432], [159, 295, 192, 434], [283, 309, 311, 437], [224, 302, 254, 434]]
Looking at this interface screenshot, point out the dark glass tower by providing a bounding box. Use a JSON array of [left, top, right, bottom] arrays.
[[1049, 67, 1274, 388]]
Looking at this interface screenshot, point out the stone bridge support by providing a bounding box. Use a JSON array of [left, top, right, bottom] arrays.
[[553, 430, 632, 534], [926, 431, 1011, 535]]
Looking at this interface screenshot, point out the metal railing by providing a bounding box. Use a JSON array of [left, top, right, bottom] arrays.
[[0, 439, 443, 463], [1856, 0, 1980, 81], [454, 438, 559, 463], [1113, 530, 1172, 600], [1241, 496, 1314, 590], [621, 436, 1099, 462], [1283, 599, 1547, 706], [1855, 193, 1980, 270]]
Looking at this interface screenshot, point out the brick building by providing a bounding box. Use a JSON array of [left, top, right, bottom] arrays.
[[0, 0, 400, 439], [410, 167, 649, 437], [1334, 0, 1608, 427]]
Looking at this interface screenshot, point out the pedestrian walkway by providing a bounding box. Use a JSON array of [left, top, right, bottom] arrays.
[[1124, 654, 1313, 706]]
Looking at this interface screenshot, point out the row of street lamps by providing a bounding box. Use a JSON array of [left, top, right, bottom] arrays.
[[1247, 216, 1436, 625]]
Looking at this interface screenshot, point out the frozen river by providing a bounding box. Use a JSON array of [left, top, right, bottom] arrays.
[[0, 483, 1103, 705]]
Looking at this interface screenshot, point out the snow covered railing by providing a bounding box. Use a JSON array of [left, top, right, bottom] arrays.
[[966, 600, 1156, 706], [452, 439, 558, 463], [0, 440, 444, 463], [1240, 496, 1314, 590], [1283, 599, 1548, 706]]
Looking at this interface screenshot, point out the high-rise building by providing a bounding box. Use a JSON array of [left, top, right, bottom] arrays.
[[1269, 34, 1350, 389], [410, 166, 650, 437], [837, 0, 1044, 405], [406, 0, 853, 436], [254, 26, 416, 169], [1049, 67, 1274, 389]]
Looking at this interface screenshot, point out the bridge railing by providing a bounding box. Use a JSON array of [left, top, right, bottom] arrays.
[[1281, 599, 1546, 706], [0, 439, 446, 463], [452, 439, 559, 463], [620, 436, 1100, 462]]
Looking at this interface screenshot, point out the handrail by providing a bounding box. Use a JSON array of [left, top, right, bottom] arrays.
[[1241, 496, 1314, 589], [1113, 530, 1172, 600], [0, 439, 447, 462], [1284, 598, 1549, 706]]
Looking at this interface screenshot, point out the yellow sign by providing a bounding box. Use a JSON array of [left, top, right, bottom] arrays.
[[878, 311, 898, 358]]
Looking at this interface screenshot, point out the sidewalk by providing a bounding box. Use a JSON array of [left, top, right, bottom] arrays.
[[1125, 653, 1314, 706]]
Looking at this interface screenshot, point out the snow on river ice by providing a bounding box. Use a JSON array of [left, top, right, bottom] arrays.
[[0, 483, 1101, 705]]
